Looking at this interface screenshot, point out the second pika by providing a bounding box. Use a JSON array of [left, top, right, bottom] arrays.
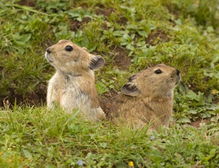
[[108, 64, 181, 129], [45, 40, 105, 121]]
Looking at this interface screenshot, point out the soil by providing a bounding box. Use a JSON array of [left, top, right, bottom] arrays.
[[24, 83, 47, 105], [146, 29, 169, 46], [70, 17, 91, 31], [117, 16, 128, 25], [111, 46, 131, 70], [190, 119, 210, 128], [17, 0, 36, 7], [0, 83, 47, 107], [95, 4, 127, 25], [99, 90, 118, 118], [95, 6, 115, 17]]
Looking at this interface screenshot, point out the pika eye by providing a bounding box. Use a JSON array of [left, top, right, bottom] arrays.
[[65, 45, 73, 52], [154, 69, 162, 74]]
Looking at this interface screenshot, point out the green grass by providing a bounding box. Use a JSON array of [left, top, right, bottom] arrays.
[[0, 0, 218, 122], [0, 107, 218, 167], [0, 0, 219, 166]]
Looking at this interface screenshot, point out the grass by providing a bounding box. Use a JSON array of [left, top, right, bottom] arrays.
[[0, 0, 219, 166], [0, 107, 218, 167]]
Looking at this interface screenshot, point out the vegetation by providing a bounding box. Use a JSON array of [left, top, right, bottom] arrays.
[[0, 0, 218, 167], [0, 107, 218, 167]]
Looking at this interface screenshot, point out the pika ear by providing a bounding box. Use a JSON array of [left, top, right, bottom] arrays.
[[89, 55, 105, 70], [121, 83, 140, 97]]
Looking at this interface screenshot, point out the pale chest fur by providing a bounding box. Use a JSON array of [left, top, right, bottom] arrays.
[[47, 71, 104, 121], [60, 78, 91, 113]]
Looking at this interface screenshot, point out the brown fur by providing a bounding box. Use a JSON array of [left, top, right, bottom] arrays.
[[109, 64, 180, 129], [45, 40, 105, 121]]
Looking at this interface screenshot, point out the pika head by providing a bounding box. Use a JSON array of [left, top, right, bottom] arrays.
[[108, 64, 181, 128], [45, 40, 104, 74], [121, 64, 180, 98]]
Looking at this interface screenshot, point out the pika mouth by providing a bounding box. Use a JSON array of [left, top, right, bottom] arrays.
[[45, 52, 53, 63]]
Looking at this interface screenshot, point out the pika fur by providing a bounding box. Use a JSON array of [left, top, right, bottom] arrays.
[[109, 64, 181, 129], [45, 40, 105, 121]]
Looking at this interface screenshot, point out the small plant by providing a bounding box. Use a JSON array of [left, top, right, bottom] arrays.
[[0, 107, 218, 167]]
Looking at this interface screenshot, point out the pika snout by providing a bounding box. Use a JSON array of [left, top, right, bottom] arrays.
[[171, 69, 181, 84], [45, 49, 53, 63]]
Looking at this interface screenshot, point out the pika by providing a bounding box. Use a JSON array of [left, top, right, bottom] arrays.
[[108, 64, 180, 129], [45, 40, 106, 121]]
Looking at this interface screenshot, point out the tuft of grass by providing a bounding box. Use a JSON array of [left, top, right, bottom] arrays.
[[0, 0, 218, 160], [0, 107, 218, 167]]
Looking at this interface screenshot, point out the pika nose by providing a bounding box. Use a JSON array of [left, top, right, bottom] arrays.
[[176, 69, 180, 76], [46, 48, 51, 54]]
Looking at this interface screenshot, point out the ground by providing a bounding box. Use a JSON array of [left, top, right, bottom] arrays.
[[0, 0, 218, 167]]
